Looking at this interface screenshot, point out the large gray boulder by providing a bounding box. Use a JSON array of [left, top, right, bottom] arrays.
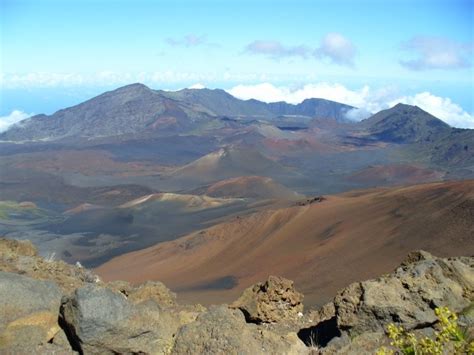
[[0, 271, 63, 351], [333, 251, 474, 336], [231, 275, 304, 323], [107, 279, 177, 306], [172, 305, 306, 354], [60, 284, 180, 354]]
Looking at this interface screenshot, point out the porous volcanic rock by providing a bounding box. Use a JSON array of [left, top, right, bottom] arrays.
[[0, 238, 101, 294], [172, 305, 306, 354], [0, 238, 37, 257], [231, 275, 304, 323], [0, 272, 64, 351], [300, 251, 474, 353], [60, 284, 180, 354], [333, 250, 474, 336], [108, 279, 177, 306]]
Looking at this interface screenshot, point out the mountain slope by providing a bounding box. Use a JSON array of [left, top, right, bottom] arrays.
[[169, 146, 300, 184], [194, 176, 303, 200], [362, 103, 451, 143], [0, 84, 218, 141], [96, 180, 474, 306], [160, 88, 272, 117], [0, 84, 353, 142], [161, 88, 354, 120], [268, 98, 353, 121]]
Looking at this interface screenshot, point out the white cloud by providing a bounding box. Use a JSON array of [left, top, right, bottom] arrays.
[[400, 36, 472, 70], [243, 33, 356, 66], [344, 108, 372, 121], [314, 33, 356, 67], [0, 71, 216, 88], [226, 82, 474, 128], [244, 40, 310, 59], [165, 34, 219, 48], [227, 82, 375, 107], [188, 83, 206, 89], [0, 110, 33, 133]]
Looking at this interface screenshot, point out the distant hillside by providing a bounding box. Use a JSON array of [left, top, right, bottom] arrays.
[[0, 84, 352, 142], [0, 84, 212, 141], [356, 103, 473, 170], [362, 103, 451, 143], [194, 176, 303, 200], [161, 88, 354, 120], [268, 98, 353, 121], [169, 146, 300, 184], [422, 128, 474, 167]]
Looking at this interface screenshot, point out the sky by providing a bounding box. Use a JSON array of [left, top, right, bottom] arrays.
[[1, 0, 473, 129]]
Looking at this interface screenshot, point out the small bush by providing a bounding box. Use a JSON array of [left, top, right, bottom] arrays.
[[377, 307, 474, 355]]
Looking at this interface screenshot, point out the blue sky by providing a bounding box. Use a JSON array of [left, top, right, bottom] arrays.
[[1, 0, 473, 128]]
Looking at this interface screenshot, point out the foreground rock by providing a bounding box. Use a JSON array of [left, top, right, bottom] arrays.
[[299, 250, 474, 353], [0, 271, 65, 351], [0, 238, 101, 294], [231, 275, 304, 323], [334, 250, 473, 336], [173, 305, 306, 354], [108, 279, 177, 306], [1, 238, 473, 354], [61, 284, 180, 354]]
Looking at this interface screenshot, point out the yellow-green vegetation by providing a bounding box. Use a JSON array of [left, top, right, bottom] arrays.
[[0, 201, 62, 226], [0, 201, 37, 219], [377, 307, 474, 355]]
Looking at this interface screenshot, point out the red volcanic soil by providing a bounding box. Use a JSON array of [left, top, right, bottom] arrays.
[[262, 135, 345, 154], [11, 150, 169, 177], [96, 180, 474, 307], [347, 164, 446, 186], [204, 176, 301, 199]]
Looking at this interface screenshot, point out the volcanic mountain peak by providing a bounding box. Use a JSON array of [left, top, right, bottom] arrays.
[[115, 82, 151, 91], [203, 176, 303, 199], [98, 83, 155, 98], [0, 83, 358, 142], [170, 145, 297, 184], [119, 192, 237, 210], [363, 102, 451, 143]]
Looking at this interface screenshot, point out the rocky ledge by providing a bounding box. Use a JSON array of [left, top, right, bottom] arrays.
[[0, 238, 473, 354]]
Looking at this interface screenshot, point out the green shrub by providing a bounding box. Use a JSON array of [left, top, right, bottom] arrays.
[[377, 307, 474, 354]]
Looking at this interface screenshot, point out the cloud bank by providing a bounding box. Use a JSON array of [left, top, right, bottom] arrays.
[[226, 83, 474, 129], [400, 36, 473, 71], [0, 110, 32, 133], [165, 34, 218, 48], [244, 40, 310, 59], [244, 33, 356, 67], [314, 33, 356, 66]]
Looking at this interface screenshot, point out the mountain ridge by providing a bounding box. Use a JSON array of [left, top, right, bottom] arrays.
[[0, 83, 354, 142], [361, 102, 452, 143]]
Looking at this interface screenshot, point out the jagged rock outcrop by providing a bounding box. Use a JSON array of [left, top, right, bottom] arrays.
[[108, 279, 177, 306], [333, 250, 473, 336], [0, 272, 64, 351], [231, 275, 304, 323], [298, 250, 474, 353], [0, 238, 100, 294], [60, 284, 180, 354], [172, 305, 306, 354]]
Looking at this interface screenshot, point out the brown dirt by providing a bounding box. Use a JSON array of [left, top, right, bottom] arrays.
[[204, 176, 301, 199], [347, 164, 446, 186], [96, 180, 474, 307], [10, 149, 170, 177]]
